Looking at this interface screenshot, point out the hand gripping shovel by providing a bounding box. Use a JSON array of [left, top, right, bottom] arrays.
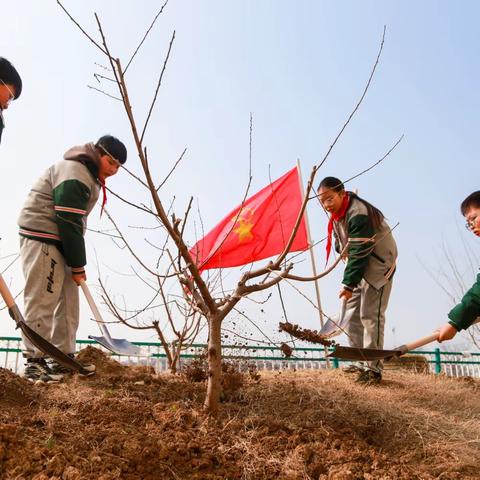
[[328, 331, 442, 361], [329, 317, 480, 361], [80, 281, 143, 356], [0, 274, 90, 374]]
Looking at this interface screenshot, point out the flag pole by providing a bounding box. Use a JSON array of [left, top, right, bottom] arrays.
[[296, 160, 331, 368]]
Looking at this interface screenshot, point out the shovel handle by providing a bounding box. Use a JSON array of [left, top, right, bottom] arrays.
[[79, 281, 113, 342], [402, 331, 440, 352], [79, 281, 101, 321], [336, 298, 347, 326], [0, 274, 15, 309], [402, 317, 480, 352]]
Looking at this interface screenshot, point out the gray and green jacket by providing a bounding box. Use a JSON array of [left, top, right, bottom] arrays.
[[333, 194, 397, 291], [18, 143, 101, 274], [448, 274, 480, 331]]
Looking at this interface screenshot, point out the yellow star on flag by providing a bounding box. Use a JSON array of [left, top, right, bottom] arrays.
[[232, 208, 255, 242]]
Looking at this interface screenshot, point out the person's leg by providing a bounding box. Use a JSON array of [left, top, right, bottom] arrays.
[[21, 238, 64, 357], [20, 238, 65, 381], [342, 286, 364, 372], [50, 267, 95, 374], [359, 278, 393, 374], [345, 287, 362, 346], [51, 263, 79, 354]]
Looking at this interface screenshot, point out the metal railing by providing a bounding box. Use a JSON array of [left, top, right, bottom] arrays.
[[2, 336, 480, 377]]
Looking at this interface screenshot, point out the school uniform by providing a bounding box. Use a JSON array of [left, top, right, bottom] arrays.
[[448, 274, 480, 331], [18, 143, 100, 358], [333, 194, 397, 373]]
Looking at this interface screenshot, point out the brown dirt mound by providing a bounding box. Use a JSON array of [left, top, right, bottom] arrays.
[[0, 368, 38, 408], [76, 345, 126, 375], [74, 346, 160, 388], [385, 353, 430, 373], [1, 364, 479, 479]]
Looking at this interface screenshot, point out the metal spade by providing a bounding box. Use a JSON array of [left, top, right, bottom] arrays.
[[328, 331, 441, 361], [80, 281, 144, 356], [329, 316, 480, 361], [319, 299, 349, 339]]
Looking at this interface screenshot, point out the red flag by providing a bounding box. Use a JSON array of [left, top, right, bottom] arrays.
[[190, 167, 309, 272]]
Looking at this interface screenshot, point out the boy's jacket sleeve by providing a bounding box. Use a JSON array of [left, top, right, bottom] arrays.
[[448, 273, 480, 331], [53, 179, 90, 269], [342, 214, 375, 289]]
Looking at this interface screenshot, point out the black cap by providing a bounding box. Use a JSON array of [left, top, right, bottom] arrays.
[[0, 57, 22, 99], [96, 135, 127, 164]]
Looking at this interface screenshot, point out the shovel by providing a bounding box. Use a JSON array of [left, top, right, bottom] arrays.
[[329, 316, 480, 361], [328, 331, 442, 361], [80, 281, 143, 356], [319, 299, 349, 339], [0, 274, 90, 375]]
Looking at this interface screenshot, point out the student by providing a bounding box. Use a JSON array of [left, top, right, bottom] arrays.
[[318, 177, 397, 384], [0, 57, 22, 144], [438, 191, 480, 343], [18, 135, 127, 382]]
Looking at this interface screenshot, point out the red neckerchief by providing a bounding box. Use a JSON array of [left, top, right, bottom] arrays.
[[325, 193, 350, 265], [99, 179, 107, 217]]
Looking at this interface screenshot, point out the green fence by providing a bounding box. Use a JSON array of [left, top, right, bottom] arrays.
[[2, 336, 480, 377]]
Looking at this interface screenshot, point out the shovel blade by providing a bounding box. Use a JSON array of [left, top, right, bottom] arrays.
[[328, 345, 403, 361], [88, 335, 144, 356], [320, 300, 349, 339], [319, 318, 346, 339]]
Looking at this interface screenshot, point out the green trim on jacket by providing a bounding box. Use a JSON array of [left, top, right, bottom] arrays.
[[448, 273, 480, 331], [342, 214, 375, 288], [53, 179, 91, 268]]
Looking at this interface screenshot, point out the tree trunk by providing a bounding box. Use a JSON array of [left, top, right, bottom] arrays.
[[169, 343, 178, 374], [204, 316, 222, 414], [169, 353, 177, 374]]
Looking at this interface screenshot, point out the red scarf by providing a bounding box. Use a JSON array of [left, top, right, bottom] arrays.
[[325, 193, 350, 265]]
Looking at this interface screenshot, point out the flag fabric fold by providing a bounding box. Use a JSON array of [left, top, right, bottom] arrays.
[[189, 166, 309, 272]]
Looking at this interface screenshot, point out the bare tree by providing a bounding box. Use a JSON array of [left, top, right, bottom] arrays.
[[58, 3, 401, 413]]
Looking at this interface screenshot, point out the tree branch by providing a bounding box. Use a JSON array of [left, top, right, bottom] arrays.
[[156, 148, 187, 192], [57, 1, 109, 56], [140, 30, 176, 143], [123, 0, 169, 74]]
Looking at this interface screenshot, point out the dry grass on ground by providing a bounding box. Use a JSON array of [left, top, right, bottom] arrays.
[[1, 346, 479, 480]]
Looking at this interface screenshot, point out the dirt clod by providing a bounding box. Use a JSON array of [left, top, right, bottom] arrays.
[[280, 342, 294, 357], [279, 322, 334, 347]]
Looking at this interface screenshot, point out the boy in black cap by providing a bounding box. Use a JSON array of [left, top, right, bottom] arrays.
[[0, 57, 22, 144], [18, 135, 127, 382]]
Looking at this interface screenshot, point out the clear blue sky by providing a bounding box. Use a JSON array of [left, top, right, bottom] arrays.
[[1, 1, 479, 350]]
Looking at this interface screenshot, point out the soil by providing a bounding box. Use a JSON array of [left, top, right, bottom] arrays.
[[280, 342, 294, 358], [384, 353, 430, 373], [1, 347, 479, 479], [279, 322, 334, 347]]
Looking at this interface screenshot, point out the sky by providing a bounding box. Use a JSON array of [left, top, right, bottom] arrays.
[[0, 0, 479, 351]]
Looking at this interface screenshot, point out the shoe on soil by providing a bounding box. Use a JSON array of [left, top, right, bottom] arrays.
[[24, 358, 64, 383], [356, 369, 382, 385], [48, 353, 96, 376], [342, 364, 364, 374]]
